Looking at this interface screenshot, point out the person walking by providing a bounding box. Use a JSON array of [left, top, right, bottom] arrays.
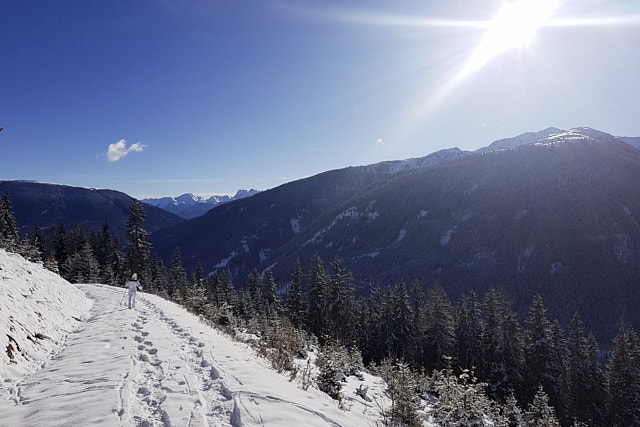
[[126, 273, 143, 309]]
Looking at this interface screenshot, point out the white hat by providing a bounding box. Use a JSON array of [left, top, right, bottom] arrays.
[[132, 273, 138, 280]]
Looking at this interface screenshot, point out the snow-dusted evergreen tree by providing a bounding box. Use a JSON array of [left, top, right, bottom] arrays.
[[606, 327, 640, 426], [326, 257, 356, 346], [125, 199, 151, 284], [63, 242, 101, 283], [29, 226, 46, 260], [500, 392, 524, 427], [523, 295, 567, 421], [286, 259, 306, 328], [430, 357, 500, 426], [378, 357, 420, 426], [523, 386, 560, 426], [387, 281, 414, 359], [456, 291, 485, 371], [169, 247, 188, 300], [423, 285, 455, 371], [566, 314, 604, 425], [261, 269, 281, 318], [0, 191, 19, 251], [52, 223, 68, 270], [306, 253, 328, 341], [216, 269, 235, 308], [148, 254, 168, 295], [245, 269, 263, 314], [481, 288, 524, 401]]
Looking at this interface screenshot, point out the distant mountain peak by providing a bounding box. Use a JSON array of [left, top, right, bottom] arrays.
[[142, 189, 260, 219]]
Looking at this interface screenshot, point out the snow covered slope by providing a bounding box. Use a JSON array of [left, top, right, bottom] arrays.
[[0, 250, 92, 388], [0, 251, 391, 426]]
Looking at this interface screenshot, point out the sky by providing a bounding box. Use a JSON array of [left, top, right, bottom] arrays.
[[2, 0, 640, 198]]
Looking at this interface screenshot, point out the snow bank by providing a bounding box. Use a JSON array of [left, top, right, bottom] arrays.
[[0, 249, 92, 388]]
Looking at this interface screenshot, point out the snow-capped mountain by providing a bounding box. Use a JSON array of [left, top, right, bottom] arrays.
[[150, 127, 640, 347], [142, 189, 259, 219]]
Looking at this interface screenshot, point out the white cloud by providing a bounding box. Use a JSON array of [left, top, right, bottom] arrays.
[[107, 139, 147, 162]]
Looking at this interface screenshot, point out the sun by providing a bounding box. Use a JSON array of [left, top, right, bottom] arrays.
[[458, 0, 560, 79]]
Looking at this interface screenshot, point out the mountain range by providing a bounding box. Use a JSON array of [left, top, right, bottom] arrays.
[[4, 127, 640, 344], [141, 189, 259, 219], [0, 181, 182, 240], [149, 127, 640, 343]]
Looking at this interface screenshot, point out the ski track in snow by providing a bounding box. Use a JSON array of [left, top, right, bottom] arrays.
[[1, 283, 375, 427]]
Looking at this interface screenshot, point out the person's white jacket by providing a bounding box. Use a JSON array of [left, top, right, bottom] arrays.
[[126, 280, 142, 293], [126, 280, 142, 308]]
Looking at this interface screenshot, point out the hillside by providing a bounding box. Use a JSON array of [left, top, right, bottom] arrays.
[[0, 181, 183, 240], [0, 250, 394, 426], [149, 147, 469, 277], [152, 128, 640, 344]]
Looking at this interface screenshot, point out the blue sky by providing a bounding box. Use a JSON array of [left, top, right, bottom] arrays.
[[2, 0, 640, 198]]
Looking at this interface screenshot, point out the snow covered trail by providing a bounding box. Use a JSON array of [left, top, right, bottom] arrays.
[[1, 283, 375, 426]]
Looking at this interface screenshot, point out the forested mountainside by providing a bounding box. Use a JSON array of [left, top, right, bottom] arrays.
[[0, 181, 182, 240], [152, 128, 640, 344], [149, 147, 468, 274]]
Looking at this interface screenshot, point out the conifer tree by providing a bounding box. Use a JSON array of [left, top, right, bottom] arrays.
[[606, 327, 640, 426], [286, 259, 306, 328], [456, 291, 485, 370], [523, 295, 567, 420], [0, 191, 19, 250], [566, 314, 604, 425], [482, 288, 524, 401], [523, 386, 560, 427], [63, 242, 101, 283], [149, 254, 168, 295], [125, 199, 151, 283], [388, 281, 414, 359], [423, 285, 455, 371], [261, 269, 281, 317], [307, 254, 328, 340], [326, 257, 356, 346], [52, 223, 68, 268], [29, 227, 46, 260], [169, 247, 188, 300]]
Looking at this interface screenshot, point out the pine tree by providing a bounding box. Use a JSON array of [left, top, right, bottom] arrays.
[[169, 247, 188, 300], [63, 242, 101, 283], [606, 327, 640, 426], [0, 191, 19, 250], [286, 259, 306, 328], [523, 295, 567, 421], [456, 290, 485, 370], [423, 285, 455, 371], [29, 227, 46, 260], [66, 225, 88, 257], [52, 223, 68, 269], [388, 281, 414, 359], [261, 269, 281, 318], [430, 357, 499, 426], [326, 257, 356, 346], [149, 254, 168, 295], [566, 314, 604, 425], [482, 288, 524, 401], [307, 254, 328, 341], [125, 199, 152, 283], [523, 386, 560, 427]]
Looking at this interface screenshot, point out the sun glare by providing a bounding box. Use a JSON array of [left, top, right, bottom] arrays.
[[458, 0, 560, 79]]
